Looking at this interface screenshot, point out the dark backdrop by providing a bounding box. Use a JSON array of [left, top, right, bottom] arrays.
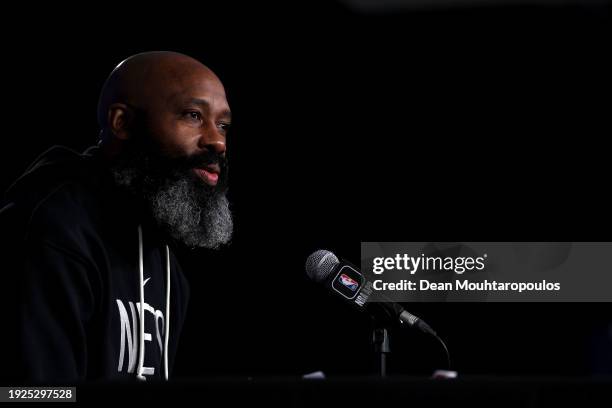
[[1, 2, 610, 379]]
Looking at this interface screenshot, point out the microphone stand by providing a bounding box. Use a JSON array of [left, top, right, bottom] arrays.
[[372, 327, 391, 377]]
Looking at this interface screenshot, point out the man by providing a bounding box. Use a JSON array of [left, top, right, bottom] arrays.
[[0, 51, 233, 382]]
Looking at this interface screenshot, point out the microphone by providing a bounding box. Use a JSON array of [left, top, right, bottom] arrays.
[[305, 249, 436, 336]]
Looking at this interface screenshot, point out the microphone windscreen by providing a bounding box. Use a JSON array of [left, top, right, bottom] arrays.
[[305, 250, 339, 283]]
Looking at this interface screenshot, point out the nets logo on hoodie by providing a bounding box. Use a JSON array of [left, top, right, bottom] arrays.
[[115, 275, 167, 379]]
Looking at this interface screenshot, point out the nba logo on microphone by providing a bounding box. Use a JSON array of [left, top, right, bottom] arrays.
[[339, 273, 359, 291], [331, 265, 363, 299]]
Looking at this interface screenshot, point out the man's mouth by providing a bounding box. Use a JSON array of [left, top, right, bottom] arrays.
[[193, 164, 220, 186]]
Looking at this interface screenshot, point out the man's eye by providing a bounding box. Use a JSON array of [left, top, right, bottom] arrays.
[[217, 122, 231, 133], [184, 111, 202, 121]]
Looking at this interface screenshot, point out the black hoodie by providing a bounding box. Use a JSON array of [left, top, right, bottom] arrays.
[[0, 145, 190, 383]]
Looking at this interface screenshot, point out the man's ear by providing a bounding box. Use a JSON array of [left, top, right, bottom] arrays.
[[107, 103, 133, 140]]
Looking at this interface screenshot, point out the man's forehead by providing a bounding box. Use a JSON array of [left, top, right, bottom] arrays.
[[170, 84, 231, 114]]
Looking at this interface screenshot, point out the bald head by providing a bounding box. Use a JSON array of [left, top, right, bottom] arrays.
[[98, 51, 223, 129]]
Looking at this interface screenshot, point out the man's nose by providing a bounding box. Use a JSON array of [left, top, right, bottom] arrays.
[[197, 128, 226, 156]]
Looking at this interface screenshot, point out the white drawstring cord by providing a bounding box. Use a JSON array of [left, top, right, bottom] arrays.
[[164, 245, 171, 381], [136, 225, 172, 381], [136, 225, 146, 381]]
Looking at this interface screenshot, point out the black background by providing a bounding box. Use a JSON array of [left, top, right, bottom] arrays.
[[1, 1, 610, 379]]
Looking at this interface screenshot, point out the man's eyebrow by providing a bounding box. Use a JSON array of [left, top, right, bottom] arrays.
[[186, 98, 232, 120]]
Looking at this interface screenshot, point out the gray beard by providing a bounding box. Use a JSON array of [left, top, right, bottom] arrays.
[[111, 158, 233, 250]]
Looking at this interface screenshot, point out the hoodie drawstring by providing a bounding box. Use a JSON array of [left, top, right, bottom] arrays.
[[164, 244, 171, 381], [136, 224, 171, 381]]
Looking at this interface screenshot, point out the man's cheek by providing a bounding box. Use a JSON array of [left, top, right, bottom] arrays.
[[147, 122, 186, 153], [169, 123, 203, 151]]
